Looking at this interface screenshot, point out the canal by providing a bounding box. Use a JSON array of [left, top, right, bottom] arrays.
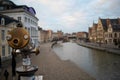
[[53, 42, 120, 80]]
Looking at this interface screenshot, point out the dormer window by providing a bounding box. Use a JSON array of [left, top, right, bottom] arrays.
[[18, 17, 21, 21], [0, 7, 4, 10], [1, 18, 5, 25], [108, 24, 112, 32]]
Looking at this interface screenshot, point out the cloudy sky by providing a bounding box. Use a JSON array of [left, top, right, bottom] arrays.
[[11, 0, 120, 33]]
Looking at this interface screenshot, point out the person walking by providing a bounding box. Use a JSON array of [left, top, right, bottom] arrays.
[[4, 69, 9, 80], [0, 55, 1, 68]]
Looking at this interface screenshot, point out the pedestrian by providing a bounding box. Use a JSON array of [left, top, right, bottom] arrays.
[[0, 54, 2, 68], [0, 55, 2, 75], [4, 69, 9, 80]]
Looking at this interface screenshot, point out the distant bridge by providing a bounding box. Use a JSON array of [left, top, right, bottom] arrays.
[[68, 36, 77, 39]]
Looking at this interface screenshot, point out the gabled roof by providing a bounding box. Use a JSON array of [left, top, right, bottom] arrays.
[[110, 19, 119, 25], [112, 24, 120, 32], [0, 14, 19, 25], [0, 0, 16, 6], [93, 23, 97, 29], [0, 0, 36, 15], [100, 19, 107, 31], [93, 23, 97, 26], [14, 5, 36, 15], [100, 18, 120, 31]]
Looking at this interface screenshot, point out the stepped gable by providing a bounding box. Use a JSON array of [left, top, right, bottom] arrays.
[[100, 19, 108, 31]]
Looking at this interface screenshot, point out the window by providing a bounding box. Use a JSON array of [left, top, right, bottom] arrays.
[[2, 45, 5, 57], [25, 27, 27, 29], [0, 7, 4, 10], [1, 30, 5, 40], [28, 18, 30, 23], [114, 33, 117, 38], [24, 17, 27, 22], [28, 28, 30, 34], [1, 18, 5, 25], [8, 46, 11, 54], [35, 22, 37, 26], [31, 20, 32, 23], [18, 17, 21, 21], [109, 39, 112, 43], [109, 33, 112, 38]]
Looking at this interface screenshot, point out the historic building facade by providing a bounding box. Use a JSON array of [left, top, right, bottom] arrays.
[[57, 30, 63, 40], [38, 28, 53, 43], [88, 23, 98, 42], [91, 23, 97, 42], [104, 20, 120, 45], [89, 18, 120, 47], [0, 0, 39, 46], [0, 14, 18, 59], [96, 18, 107, 43], [88, 27, 92, 42], [76, 32, 88, 41]]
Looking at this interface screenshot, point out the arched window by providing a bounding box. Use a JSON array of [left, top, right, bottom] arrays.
[[114, 33, 117, 38], [1, 18, 5, 25]]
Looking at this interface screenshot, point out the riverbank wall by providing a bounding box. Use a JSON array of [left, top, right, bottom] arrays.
[[76, 41, 120, 55]]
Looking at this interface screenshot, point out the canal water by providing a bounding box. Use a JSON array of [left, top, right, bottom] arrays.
[[53, 42, 120, 80]]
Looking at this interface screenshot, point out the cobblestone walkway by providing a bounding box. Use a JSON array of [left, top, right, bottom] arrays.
[[0, 43, 95, 80], [32, 43, 95, 80]]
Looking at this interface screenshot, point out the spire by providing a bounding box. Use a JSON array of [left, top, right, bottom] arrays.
[[98, 17, 101, 20], [93, 20, 94, 24]]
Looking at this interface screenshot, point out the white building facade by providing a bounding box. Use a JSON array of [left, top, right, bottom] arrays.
[[0, 0, 39, 46], [0, 14, 19, 59]]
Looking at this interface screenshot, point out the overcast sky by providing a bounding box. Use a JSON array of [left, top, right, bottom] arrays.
[[11, 0, 120, 33]]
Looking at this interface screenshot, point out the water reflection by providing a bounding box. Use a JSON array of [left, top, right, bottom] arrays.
[[53, 42, 120, 80]]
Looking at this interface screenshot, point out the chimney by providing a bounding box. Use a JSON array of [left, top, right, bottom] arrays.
[[118, 18, 120, 25], [106, 18, 110, 26]]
